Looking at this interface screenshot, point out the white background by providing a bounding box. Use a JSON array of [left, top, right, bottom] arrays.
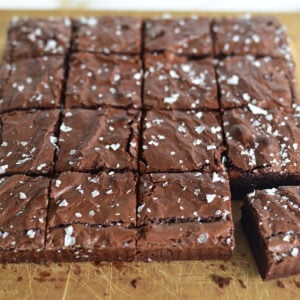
[[0, 0, 300, 12]]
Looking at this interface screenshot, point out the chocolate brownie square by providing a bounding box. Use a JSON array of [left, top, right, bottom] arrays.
[[0, 175, 49, 263], [144, 53, 218, 110], [65, 53, 142, 109], [136, 172, 234, 261], [3, 17, 72, 60], [46, 171, 137, 262], [223, 104, 300, 197], [56, 108, 140, 172], [0, 110, 59, 175], [242, 187, 300, 280], [73, 16, 142, 55], [0, 56, 64, 112], [140, 110, 225, 173], [144, 17, 213, 57], [216, 56, 294, 110], [213, 16, 290, 58]]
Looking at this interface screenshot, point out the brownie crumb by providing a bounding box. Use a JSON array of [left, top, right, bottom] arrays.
[[219, 264, 226, 271], [39, 271, 51, 278], [277, 280, 285, 288], [238, 279, 247, 289], [130, 278, 139, 289], [17, 276, 23, 282], [294, 279, 300, 288], [73, 265, 81, 276], [211, 274, 232, 288], [113, 262, 124, 271]]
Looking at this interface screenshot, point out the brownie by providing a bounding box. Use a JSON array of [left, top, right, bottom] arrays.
[[73, 16, 142, 55], [213, 16, 290, 58], [3, 17, 72, 61], [46, 171, 137, 262], [0, 56, 64, 112], [223, 105, 300, 196], [140, 110, 225, 173], [137, 172, 234, 261], [56, 108, 140, 172], [216, 56, 294, 110], [143, 53, 218, 110], [0, 175, 49, 263], [242, 187, 300, 280], [65, 53, 142, 109], [144, 17, 213, 57], [0, 110, 59, 175]]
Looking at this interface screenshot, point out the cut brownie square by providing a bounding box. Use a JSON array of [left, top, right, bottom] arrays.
[[144, 53, 218, 110], [213, 16, 290, 58], [56, 108, 140, 172], [223, 104, 300, 197], [144, 17, 213, 57], [3, 17, 72, 60], [46, 171, 137, 262], [73, 16, 142, 55], [65, 53, 142, 109], [0, 175, 49, 263], [137, 172, 234, 261], [242, 187, 300, 280], [216, 56, 294, 110], [0, 110, 59, 175], [0, 56, 64, 112], [140, 110, 225, 173]]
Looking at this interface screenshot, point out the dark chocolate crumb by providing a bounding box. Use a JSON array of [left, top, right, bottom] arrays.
[[219, 264, 226, 271], [130, 278, 138, 289], [113, 262, 124, 271], [238, 279, 247, 289], [294, 279, 300, 288], [211, 274, 232, 288], [39, 271, 51, 278], [277, 280, 285, 288], [17, 276, 23, 282]]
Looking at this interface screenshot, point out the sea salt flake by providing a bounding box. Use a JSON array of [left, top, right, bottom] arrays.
[[197, 233, 208, 244], [164, 93, 180, 104], [91, 190, 100, 197], [27, 229, 36, 239], [227, 75, 239, 85], [206, 194, 216, 203], [19, 192, 27, 200], [64, 226, 76, 247], [59, 199, 68, 207], [60, 123, 72, 132]]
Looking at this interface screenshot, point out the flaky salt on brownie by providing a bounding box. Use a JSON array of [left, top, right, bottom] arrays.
[[242, 187, 300, 280]]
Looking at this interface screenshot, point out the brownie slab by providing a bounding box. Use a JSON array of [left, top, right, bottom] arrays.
[[242, 187, 300, 280], [73, 16, 141, 55], [0, 56, 64, 112], [144, 17, 213, 57], [3, 17, 72, 60], [56, 108, 140, 172], [213, 16, 290, 58], [0, 110, 59, 175], [144, 53, 218, 110], [137, 172, 234, 261], [65, 53, 142, 109], [0, 175, 49, 263], [223, 105, 300, 196], [140, 110, 225, 173], [216, 56, 294, 110], [46, 171, 137, 262]]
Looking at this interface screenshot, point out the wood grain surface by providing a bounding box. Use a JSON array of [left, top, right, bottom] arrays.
[[0, 10, 300, 300]]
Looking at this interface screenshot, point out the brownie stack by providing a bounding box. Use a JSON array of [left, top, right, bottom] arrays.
[[0, 15, 299, 280]]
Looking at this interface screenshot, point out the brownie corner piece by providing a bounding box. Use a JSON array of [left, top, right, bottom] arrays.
[[56, 108, 140, 172], [0, 175, 50, 263], [0, 110, 60, 175], [73, 16, 142, 55], [4, 17, 72, 60], [144, 16, 213, 57], [242, 187, 300, 280], [65, 52, 142, 109], [213, 16, 290, 58], [144, 53, 218, 110], [140, 110, 225, 173]]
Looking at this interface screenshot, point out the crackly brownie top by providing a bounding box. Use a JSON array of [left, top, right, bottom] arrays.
[[73, 16, 142, 54], [0, 110, 59, 175], [138, 172, 231, 226], [144, 53, 218, 110], [223, 105, 300, 174], [140, 110, 225, 173], [4, 17, 72, 60], [56, 108, 140, 172], [213, 16, 290, 58], [0, 56, 64, 112], [65, 53, 142, 109], [216, 56, 293, 110], [49, 171, 137, 227], [144, 17, 213, 57]]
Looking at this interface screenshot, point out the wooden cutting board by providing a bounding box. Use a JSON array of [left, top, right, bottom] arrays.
[[0, 10, 300, 300]]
